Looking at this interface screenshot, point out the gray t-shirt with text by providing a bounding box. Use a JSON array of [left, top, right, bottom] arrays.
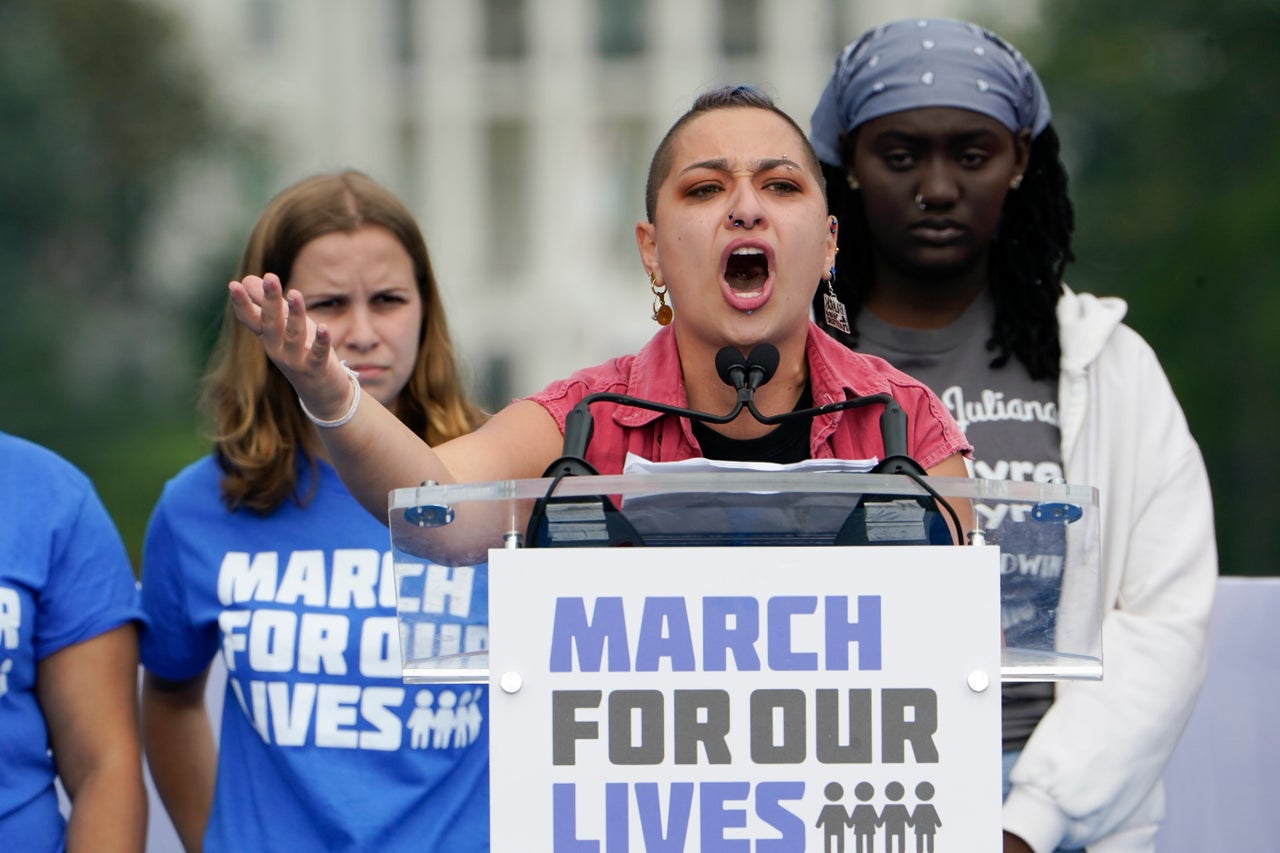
[[855, 292, 1061, 751]]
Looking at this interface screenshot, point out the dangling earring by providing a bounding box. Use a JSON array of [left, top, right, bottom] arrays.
[[649, 271, 672, 326], [822, 265, 850, 335]]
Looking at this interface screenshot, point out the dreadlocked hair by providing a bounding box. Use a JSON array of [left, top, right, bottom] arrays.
[[816, 125, 1074, 381]]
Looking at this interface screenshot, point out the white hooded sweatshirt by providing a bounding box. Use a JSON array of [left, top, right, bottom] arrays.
[[1002, 289, 1218, 851]]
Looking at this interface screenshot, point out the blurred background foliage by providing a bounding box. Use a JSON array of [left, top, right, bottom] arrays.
[[1, 0, 1274, 575], [1022, 0, 1280, 577], [0, 0, 253, 564]]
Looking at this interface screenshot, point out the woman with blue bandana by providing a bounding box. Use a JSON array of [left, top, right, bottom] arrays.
[[810, 18, 1217, 853]]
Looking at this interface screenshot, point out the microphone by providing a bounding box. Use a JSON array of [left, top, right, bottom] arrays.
[[548, 345, 766, 478], [534, 342, 954, 549], [544, 342, 920, 477], [725, 343, 920, 476], [745, 343, 779, 393], [714, 346, 747, 389], [715, 344, 779, 401]]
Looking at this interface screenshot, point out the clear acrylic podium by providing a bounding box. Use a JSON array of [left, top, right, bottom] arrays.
[[387, 472, 1102, 685]]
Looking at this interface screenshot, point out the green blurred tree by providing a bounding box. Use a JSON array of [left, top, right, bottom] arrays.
[[1016, 0, 1280, 575], [0, 0, 251, 566]]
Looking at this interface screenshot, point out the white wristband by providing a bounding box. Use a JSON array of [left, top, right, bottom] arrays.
[[299, 362, 361, 428]]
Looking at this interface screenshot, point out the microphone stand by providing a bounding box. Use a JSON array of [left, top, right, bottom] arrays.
[[529, 344, 960, 546], [544, 344, 923, 478], [729, 379, 961, 542]]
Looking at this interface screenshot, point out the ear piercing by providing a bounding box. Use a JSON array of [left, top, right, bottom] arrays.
[[649, 270, 672, 326]]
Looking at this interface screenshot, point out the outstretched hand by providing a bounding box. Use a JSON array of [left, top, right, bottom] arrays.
[[228, 273, 354, 420]]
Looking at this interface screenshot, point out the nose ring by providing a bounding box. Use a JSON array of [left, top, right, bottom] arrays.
[[915, 194, 928, 211], [728, 211, 744, 228]]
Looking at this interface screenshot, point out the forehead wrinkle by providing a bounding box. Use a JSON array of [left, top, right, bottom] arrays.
[[678, 158, 729, 176], [755, 157, 807, 176], [677, 157, 810, 177]]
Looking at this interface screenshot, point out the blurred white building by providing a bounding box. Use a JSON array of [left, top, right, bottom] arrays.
[[156, 0, 1024, 408]]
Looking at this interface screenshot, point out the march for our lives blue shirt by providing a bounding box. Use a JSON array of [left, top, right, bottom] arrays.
[[0, 432, 143, 853], [140, 455, 489, 851]]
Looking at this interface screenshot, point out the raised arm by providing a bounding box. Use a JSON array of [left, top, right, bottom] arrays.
[[229, 274, 563, 519], [230, 274, 448, 516]]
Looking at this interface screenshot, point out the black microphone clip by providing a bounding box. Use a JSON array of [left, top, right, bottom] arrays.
[[543, 340, 923, 478], [714, 344, 778, 406]]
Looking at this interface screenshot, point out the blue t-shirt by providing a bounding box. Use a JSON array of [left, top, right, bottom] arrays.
[[0, 432, 143, 853], [139, 455, 488, 851]]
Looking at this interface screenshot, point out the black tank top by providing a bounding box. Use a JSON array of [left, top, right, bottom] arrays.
[[690, 385, 814, 463]]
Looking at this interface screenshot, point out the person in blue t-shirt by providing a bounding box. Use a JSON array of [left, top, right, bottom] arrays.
[[0, 431, 146, 852], [138, 170, 489, 852]]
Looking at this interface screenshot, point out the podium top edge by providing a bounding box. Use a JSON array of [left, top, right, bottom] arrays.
[[388, 472, 1098, 510]]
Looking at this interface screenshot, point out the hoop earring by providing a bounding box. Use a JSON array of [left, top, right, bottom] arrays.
[[649, 271, 672, 326], [822, 271, 850, 335]]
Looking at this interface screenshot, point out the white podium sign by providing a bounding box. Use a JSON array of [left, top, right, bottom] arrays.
[[489, 545, 1001, 852]]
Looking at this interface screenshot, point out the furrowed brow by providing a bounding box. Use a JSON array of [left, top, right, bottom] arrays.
[[679, 158, 731, 176]]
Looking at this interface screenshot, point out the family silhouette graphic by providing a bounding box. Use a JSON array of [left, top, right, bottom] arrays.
[[407, 687, 485, 750], [816, 780, 942, 852]]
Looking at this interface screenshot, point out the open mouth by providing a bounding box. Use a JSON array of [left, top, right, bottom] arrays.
[[724, 247, 769, 293]]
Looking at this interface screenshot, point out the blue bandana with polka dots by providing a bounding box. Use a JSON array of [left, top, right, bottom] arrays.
[[810, 17, 1052, 165]]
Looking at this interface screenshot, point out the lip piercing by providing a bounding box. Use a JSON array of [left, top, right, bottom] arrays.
[[915, 194, 928, 211]]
